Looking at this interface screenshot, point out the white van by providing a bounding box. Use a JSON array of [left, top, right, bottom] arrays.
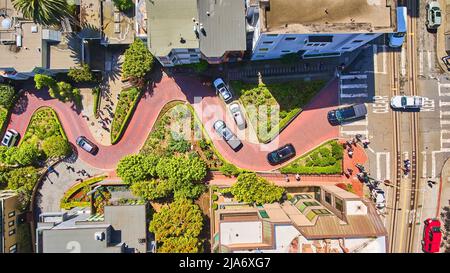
[[389, 7, 407, 48]]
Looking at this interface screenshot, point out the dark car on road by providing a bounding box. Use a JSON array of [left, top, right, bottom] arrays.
[[267, 144, 296, 165], [76, 136, 99, 155], [327, 104, 367, 125]]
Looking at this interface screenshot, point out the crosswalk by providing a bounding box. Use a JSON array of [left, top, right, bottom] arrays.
[[339, 73, 369, 99], [418, 50, 436, 77], [438, 83, 450, 151], [339, 118, 369, 138]]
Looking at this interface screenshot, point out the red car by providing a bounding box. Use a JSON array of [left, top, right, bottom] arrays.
[[422, 218, 442, 253]]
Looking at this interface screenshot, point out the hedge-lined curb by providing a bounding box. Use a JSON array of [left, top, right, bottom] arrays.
[[111, 87, 142, 144], [280, 139, 343, 174], [92, 87, 101, 118], [60, 175, 107, 209]]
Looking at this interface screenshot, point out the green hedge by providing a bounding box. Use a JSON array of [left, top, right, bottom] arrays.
[[92, 87, 101, 118], [60, 175, 107, 208], [280, 140, 343, 174], [111, 87, 141, 144], [21, 107, 67, 146], [0, 107, 8, 134]]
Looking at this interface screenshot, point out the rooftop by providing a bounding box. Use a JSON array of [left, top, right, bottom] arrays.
[[260, 0, 395, 33], [220, 221, 263, 245], [101, 0, 135, 45], [146, 0, 199, 56], [37, 205, 147, 253], [197, 0, 246, 58]]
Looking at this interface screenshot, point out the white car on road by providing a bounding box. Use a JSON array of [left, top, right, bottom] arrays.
[[371, 188, 386, 209], [213, 78, 233, 103], [390, 95, 424, 110], [229, 102, 246, 130], [1, 129, 19, 147]]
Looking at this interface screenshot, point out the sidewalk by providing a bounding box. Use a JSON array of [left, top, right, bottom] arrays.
[[436, 0, 449, 73]]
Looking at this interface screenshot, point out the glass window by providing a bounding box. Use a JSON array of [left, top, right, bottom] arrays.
[[352, 40, 364, 43], [285, 37, 296, 41], [8, 220, 14, 227], [9, 229, 16, 236], [9, 244, 17, 253], [8, 211, 15, 218], [259, 48, 269, 52], [266, 34, 278, 37], [263, 41, 273, 44], [335, 198, 344, 212], [306, 211, 317, 221], [324, 192, 332, 204]]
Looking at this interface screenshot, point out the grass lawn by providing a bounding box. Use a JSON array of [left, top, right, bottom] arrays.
[[22, 107, 67, 145], [230, 80, 325, 143], [111, 87, 141, 144], [140, 102, 225, 170], [280, 140, 344, 174], [60, 175, 107, 209]]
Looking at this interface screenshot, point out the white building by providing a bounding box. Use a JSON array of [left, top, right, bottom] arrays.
[[247, 0, 397, 60]]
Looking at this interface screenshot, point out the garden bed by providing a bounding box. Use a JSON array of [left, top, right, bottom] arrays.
[[111, 87, 141, 144], [22, 107, 67, 145], [140, 102, 230, 170], [280, 140, 344, 174], [60, 175, 107, 210], [230, 80, 325, 143]]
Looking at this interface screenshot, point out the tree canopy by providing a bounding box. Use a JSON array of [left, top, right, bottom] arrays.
[[7, 166, 39, 192], [116, 154, 159, 183], [42, 135, 71, 158], [68, 64, 94, 83], [122, 39, 154, 80], [149, 198, 203, 253], [130, 179, 172, 201], [0, 84, 16, 109], [12, 0, 71, 26], [13, 142, 40, 166], [226, 173, 285, 205], [112, 0, 134, 12], [34, 74, 79, 103]]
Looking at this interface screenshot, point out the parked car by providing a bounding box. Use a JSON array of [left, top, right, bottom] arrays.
[[1, 129, 19, 147], [213, 120, 242, 150], [426, 1, 442, 30], [327, 104, 367, 125], [390, 95, 424, 110], [229, 102, 246, 130], [76, 136, 99, 155], [213, 78, 233, 103], [371, 188, 386, 209], [267, 144, 296, 165], [422, 218, 442, 253]]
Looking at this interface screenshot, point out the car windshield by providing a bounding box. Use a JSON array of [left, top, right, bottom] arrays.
[[401, 97, 407, 106], [336, 107, 355, 121], [217, 83, 225, 89], [431, 227, 441, 233], [393, 32, 405, 38], [278, 147, 291, 157], [222, 128, 232, 140], [436, 11, 441, 17]]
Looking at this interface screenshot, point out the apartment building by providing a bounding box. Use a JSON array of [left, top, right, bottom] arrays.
[[0, 190, 20, 253], [247, 0, 397, 60], [36, 205, 148, 253], [212, 185, 387, 253], [146, 0, 246, 66]]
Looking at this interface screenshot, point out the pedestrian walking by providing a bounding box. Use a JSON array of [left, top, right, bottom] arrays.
[[295, 174, 301, 181], [348, 148, 353, 158], [285, 174, 290, 183]]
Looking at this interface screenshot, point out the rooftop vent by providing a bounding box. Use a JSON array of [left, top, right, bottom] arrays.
[[180, 37, 186, 44], [1, 18, 11, 29], [94, 231, 105, 241]]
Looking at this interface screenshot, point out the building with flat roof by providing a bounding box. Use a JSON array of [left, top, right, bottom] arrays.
[[247, 0, 397, 60], [146, 0, 247, 66], [36, 205, 148, 253], [0, 190, 20, 253], [100, 0, 135, 45], [0, 0, 82, 80], [212, 185, 387, 253]]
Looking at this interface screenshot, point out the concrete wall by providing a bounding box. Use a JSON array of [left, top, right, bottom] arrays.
[[1, 194, 19, 253]]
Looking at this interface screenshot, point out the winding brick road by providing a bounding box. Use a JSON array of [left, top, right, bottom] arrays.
[[7, 75, 339, 171]]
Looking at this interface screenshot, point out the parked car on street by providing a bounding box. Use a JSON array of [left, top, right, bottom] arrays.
[[371, 188, 386, 209], [213, 120, 242, 150], [267, 144, 296, 165], [422, 218, 442, 253], [229, 102, 246, 130], [76, 136, 99, 155], [390, 95, 424, 110], [327, 104, 367, 125], [1, 129, 19, 147], [213, 78, 233, 103], [426, 1, 442, 30]]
